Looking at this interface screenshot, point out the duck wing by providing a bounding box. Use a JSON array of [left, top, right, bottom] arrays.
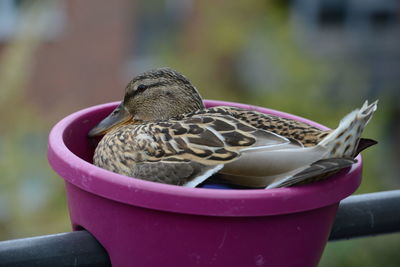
[[216, 101, 377, 188], [97, 114, 293, 187], [135, 114, 292, 164], [266, 158, 356, 188], [212, 158, 356, 188], [198, 106, 329, 146]]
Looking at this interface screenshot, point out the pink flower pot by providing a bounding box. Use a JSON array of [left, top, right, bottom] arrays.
[[48, 100, 362, 267]]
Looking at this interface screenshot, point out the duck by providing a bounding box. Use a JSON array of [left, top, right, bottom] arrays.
[[88, 67, 377, 189]]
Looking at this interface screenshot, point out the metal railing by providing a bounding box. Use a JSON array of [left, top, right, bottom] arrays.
[[1, 190, 399, 267]]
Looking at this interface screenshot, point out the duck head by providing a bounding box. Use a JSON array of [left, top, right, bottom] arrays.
[[88, 68, 204, 137]]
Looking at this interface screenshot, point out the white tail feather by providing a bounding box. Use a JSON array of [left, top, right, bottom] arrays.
[[318, 100, 378, 158]]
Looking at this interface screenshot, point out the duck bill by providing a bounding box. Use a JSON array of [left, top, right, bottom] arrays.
[[88, 103, 132, 137]]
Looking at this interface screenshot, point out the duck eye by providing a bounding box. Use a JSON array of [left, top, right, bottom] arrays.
[[136, 84, 147, 91]]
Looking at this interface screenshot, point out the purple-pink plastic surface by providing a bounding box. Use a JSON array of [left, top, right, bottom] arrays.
[[48, 100, 362, 267]]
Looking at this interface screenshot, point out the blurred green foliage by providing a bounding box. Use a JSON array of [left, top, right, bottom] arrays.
[[0, 1, 70, 239]]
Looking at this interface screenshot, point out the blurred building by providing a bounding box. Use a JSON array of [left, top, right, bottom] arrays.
[[0, 0, 133, 118], [292, 0, 400, 100]]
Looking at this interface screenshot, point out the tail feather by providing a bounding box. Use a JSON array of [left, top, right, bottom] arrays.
[[265, 100, 378, 189], [318, 100, 378, 158], [355, 138, 378, 156]]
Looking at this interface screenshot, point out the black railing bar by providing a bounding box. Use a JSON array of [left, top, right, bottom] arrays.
[[329, 190, 400, 241], [0, 231, 111, 267]]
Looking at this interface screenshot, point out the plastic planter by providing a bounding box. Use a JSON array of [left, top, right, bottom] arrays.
[[48, 100, 362, 267]]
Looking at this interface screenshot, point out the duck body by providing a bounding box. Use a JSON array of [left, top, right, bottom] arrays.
[[93, 100, 377, 188], [89, 67, 377, 188]]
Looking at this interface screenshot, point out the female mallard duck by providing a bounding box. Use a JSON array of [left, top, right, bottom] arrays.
[[88, 68, 377, 188]]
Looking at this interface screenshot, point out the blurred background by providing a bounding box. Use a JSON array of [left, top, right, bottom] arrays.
[[0, 0, 399, 266]]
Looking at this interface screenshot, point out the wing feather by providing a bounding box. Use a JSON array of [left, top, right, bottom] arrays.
[[132, 114, 291, 166]]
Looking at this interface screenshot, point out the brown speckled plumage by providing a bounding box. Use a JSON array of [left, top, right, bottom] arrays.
[[89, 68, 378, 188], [188, 106, 330, 146]]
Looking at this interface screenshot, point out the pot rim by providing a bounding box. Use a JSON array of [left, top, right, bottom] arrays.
[[48, 100, 362, 217]]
